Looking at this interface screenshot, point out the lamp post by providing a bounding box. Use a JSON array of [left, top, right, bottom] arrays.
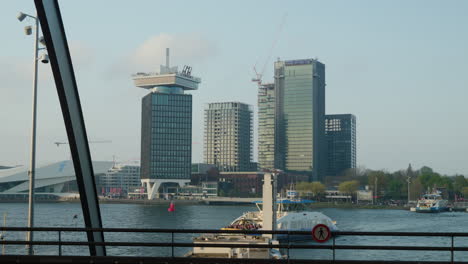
[[17, 11, 48, 255]]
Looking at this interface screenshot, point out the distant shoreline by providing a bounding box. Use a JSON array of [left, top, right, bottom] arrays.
[[308, 202, 408, 210], [0, 198, 411, 209]]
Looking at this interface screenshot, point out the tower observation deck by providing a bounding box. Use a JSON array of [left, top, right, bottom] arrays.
[[132, 48, 201, 91]]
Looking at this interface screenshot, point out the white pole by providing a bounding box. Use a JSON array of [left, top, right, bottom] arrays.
[[26, 14, 39, 256], [2, 212, 6, 255]]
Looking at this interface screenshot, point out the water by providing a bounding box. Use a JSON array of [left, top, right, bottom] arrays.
[[1, 202, 467, 261]]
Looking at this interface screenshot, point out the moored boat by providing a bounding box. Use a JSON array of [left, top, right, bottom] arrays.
[[415, 191, 448, 213], [224, 196, 338, 241]]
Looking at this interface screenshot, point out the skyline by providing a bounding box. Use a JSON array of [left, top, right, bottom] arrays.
[[1, 0, 468, 175]]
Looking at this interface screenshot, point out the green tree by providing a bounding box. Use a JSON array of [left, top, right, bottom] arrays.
[[453, 175, 468, 193], [409, 178, 424, 200], [368, 170, 387, 199], [462, 187, 468, 198], [386, 178, 404, 200], [295, 181, 325, 200], [338, 180, 359, 196], [309, 182, 326, 198]]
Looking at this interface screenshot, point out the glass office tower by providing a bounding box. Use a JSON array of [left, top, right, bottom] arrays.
[[274, 59, 326, 181], [133, 48, 200, 199], [325, 114, 356, 176], [141, 92, 192, 178]]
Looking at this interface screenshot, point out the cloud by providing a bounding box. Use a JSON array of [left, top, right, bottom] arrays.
[[69, 40, 95, 67], [110, 33, 215, 76]]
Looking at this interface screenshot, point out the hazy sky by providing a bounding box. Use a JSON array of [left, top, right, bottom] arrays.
[[1, 0, 467, 175]]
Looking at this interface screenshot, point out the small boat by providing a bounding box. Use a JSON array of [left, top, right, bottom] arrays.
[[415, 190, 448, 213]]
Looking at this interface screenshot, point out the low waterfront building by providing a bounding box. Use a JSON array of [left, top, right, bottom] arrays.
[[99, 163, 141, 197], [325, 190, 352, 201], [177, 181, 218, 197], [0, 160, 113, 198]]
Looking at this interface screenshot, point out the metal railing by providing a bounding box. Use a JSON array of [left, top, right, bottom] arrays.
[[1, 227, 468, 263]]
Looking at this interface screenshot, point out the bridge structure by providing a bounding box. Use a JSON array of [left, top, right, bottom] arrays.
[[16, 1, 468, 264], [1, 227, 468, 263]]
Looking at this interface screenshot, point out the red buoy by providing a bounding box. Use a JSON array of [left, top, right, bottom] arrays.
[[168, 201, 175, 212]]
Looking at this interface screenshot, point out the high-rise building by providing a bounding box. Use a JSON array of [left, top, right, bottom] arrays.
[[133, 48, 200, 199], [325, 114, 356, 176], [273, 59, 327, 181], [258, 83, 283, 171], [204, 102, 253, 172]]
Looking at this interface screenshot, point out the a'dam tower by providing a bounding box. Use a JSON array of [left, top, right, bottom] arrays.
[[133, 48, 201, 199]]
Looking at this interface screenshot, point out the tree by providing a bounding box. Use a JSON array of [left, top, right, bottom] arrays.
[[338, 180, 359, 195], [462, 187, 468, 198], [295, 181, 325, 199], [386, 178, 404, 200], [309, 182, 326, 198], [453, 175, 468, 193], [419, 166, 434, 175], [368, 170, 387, 199], [409, 178, 424, 200]]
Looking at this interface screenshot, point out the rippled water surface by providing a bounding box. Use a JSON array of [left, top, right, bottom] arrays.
[[1, 202, 467, 261]]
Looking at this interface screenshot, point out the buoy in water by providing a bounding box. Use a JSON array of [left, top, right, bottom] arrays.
[[168, 201, 175, 212]]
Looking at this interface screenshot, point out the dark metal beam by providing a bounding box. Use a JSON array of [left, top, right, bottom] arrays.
[[0, 255, 464, 264], [33, 0, 105, 256]]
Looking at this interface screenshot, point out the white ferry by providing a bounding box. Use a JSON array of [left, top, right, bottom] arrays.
[[415, 191, 449, 213], [223, 192, 338, 241]]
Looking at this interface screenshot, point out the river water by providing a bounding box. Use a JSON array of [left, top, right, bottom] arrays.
[[1, 202, 467, 261]]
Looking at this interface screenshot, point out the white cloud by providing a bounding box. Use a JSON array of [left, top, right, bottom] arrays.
[[69, 40, 95, 67], [127, 33, 215, 72]]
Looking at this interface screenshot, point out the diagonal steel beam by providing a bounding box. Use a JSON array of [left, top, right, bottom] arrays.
[[33, 0, 105, 256]]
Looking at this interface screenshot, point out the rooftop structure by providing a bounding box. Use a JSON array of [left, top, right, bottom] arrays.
[[132, 48, 200, 91]]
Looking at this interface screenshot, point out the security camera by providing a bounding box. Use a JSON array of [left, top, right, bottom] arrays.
[[24, 26, 32, 36], [39, 36, 46, 47], [39, 53, 49, 64], [17, 12, 27, 22]]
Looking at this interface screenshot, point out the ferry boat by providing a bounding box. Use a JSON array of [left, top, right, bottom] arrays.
[[223, 191, 338, 241], [187, 173, 284, 259], [415, 191, 449, 213]]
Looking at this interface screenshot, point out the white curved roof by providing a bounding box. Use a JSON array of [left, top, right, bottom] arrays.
[[0, 160, 114, 183]]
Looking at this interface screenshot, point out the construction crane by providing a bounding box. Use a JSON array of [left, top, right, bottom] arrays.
[[252, 13, 287, 87], [54, 140, 112, 147]]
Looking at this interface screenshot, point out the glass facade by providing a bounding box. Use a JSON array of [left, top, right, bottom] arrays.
[[258, 83, 279, 170], [141, 90, 192, 180], [325, 114, 356, 176], [274, 59, 326, 181], [204, 102, 253, 172]]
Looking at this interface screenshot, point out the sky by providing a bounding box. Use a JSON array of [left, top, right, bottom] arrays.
[[1, 0, 468, 175]]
